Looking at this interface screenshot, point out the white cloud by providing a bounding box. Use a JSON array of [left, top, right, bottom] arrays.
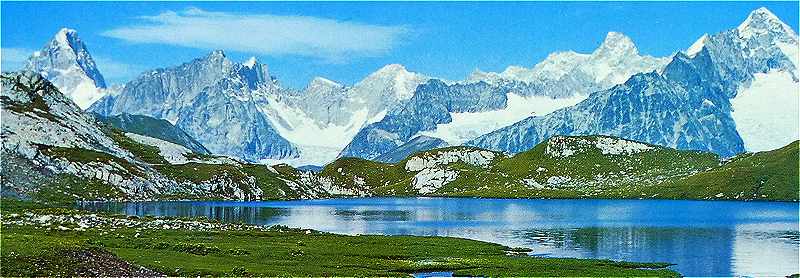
[[102, 8, 408, 62], [1, 47, 35, 71]]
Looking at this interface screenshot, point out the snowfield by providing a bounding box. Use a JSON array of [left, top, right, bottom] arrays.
[[419, 93, 587, 145], [731, 71, 800, 152]]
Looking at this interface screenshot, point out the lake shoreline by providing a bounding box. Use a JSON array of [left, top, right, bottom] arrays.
[[1, 198, 681, 277], [76, 197, 800, 276]]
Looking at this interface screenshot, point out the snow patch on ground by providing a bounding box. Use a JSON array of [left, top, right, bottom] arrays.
[[418, 93, 587, 144], [777, 42, 799, 69], [731, 71, 800, 152]]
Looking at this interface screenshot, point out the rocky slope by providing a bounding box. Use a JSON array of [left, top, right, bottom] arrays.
[[374, 135, 448, 163], [322, 135, 798, 201]]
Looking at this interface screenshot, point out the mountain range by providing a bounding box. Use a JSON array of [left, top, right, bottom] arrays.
[[1, 69, 796, 202], [11, 7, 800, 168]]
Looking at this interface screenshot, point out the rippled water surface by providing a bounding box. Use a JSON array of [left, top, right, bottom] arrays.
[[82, 198, 799, 276]]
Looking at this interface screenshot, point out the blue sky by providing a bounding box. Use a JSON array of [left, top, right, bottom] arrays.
[[2, 2, 798, 88]]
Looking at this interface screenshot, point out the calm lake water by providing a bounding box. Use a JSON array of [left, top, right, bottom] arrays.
[[81, 198, 799, 276]]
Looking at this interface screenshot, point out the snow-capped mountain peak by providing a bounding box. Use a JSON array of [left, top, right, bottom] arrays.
[[308, 77, 344, 91], [25, 28, 108, 109], [466, 69, 503, 84], [466, 31, 665, 87], [582, 32, 668, 85], [243, 56, 258, 69], [374, 63, 409, 75], [686, 34, 709, 57], [593, 31, 638, 57], [354, 63, 428, 101], [737, 7, 798, 41]]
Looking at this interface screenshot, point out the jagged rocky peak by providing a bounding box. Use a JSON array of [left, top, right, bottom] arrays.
[[25, 28, 108, 109], [209, 49, 227, 59], [29, 28, 107, 88], [737, 7, 798, 41], [233, 55, 272, 89], [202, 49, 233, 69]]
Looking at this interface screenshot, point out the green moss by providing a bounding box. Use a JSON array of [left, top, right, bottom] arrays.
[[30, 175, 127, 204]]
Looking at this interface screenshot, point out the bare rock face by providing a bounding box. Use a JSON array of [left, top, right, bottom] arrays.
[[88, 51, 298, 161]]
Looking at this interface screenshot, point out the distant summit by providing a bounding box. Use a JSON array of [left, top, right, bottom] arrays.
[[25, 28, 108, 109]]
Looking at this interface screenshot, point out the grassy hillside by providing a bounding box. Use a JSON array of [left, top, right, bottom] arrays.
[[324, 136, 798, 201], [636, 141, 799, 201]]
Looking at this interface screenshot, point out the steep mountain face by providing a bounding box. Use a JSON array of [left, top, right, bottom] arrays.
[[339, 80, 512, 159], [468, 7, 798, 158], [94, 113, 210, 155], [710, 7, 799, 152], [257, 64, 429, 166], [24, 28, 108, 109], [88, 51, 298, 161], [1, 71, 339, 201], [339, 32, 669, 161]]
